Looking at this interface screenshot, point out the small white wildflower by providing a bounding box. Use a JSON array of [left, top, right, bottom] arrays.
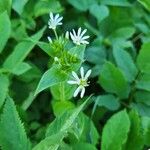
[[48, 12, 63, 30], [67, 67, 91, 98], [47, 36, 52, 43], [70, 27, 89, 45], [65, 31, 69, 39], [54, 57, 59, 62]]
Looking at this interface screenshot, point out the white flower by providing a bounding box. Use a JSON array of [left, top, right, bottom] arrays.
[[65, 31, 69, 39], [67, 67, 92, 98], [48, 12, 63, 30], [47, 36, 52, 43], [70, 27, 89, 45]]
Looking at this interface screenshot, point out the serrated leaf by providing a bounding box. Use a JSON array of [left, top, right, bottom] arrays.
[[0, 74, 9, 109], [0, 97, 31, 150], [124, 111, 144, 150], [3, 27, 45, 73], [46, 97, 90, 137], [33, 97, 90, 150], [99, 61, 129, 99], [32, 132, 65, 150], [113, 48, 137, 82], [35, 66, 68, 95], [101, 110, 130, 150], [0, 11, 11, 53]]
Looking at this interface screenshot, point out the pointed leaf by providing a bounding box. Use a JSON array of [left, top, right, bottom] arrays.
[[0, 11, 11, 53], [101, 110, 130, 150], [0, 97, 31, 150]]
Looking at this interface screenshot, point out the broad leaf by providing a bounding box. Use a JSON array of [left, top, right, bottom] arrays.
[[0, 74, 9, 108], [12, 0, 28, 15], [50, 81, 76, 101], [3, 27, 45, 73], [46, 97, 90, 137], [137, 42, 150, 72], [99, 62, 129, 99], [113, 48, 137, 82], [101, 110, 130, 150], [12, 62, 31, 75], [67, 0, 96, 11], [35, 66, 68, 95], [0, 97, 31, 150], [0, 11, 11, 53], [96, 94, 120, 111], [124, 111, 144, 150], [89, 4, 109, 22]]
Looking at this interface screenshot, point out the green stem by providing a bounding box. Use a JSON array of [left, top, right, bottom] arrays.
[[60, 82, 65, 101], [53, 29, 58, 40]]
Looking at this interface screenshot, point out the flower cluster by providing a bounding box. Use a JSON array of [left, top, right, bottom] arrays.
[[48, 12, 91, 98], [48, 12, 89, 45]]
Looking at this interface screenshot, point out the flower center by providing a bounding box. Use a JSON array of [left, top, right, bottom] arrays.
[[79, 79, 88, 87]]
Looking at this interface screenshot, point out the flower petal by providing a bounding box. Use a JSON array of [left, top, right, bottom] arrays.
[[67, 80, 78, 85], [80, 87, 85, 98], [84, 69, 92, 80], [72, 71, 80, 82], [74, 86, 82, 97], [80, 29, 87, 37], [80, 67, 84, 79], [77, 27, 82, 37]]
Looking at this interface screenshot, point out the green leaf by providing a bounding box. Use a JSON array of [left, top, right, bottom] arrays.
[[0, 11, 11, 53], [46, 97, 90, 137], [32, 132, 65, 150], [108, 26, 135, 41], [50, 81, 76, 101], [3, 27, 45, 73], [96, 94, 120, 111], [52, 100, 75, 117], [137, 42, 150, 72], [142, 116, 150, 146], [73, 143, 97, 150], [136, 73, 150, 91], [99, 62, 129, 99], [138, 0, 150, 11], [0, 0, 11, 14], [101, 110, 130, 150], [101, 0, 131, 6], [34, 97, 90, 150], [124, 111, 144, 150], [131, 103, 150, 117], [34, 0, 62, 17], [12, 0, 28, 15], [67, 0, 96, 11], [113, 48, 137, 82], [35, 66, 68, 95], [134, 90, 150, 106], [89, 4, 109, 22], [12, 62, 31, 75], [0, 74, 9, 109], [0, 97, 31, 150]]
